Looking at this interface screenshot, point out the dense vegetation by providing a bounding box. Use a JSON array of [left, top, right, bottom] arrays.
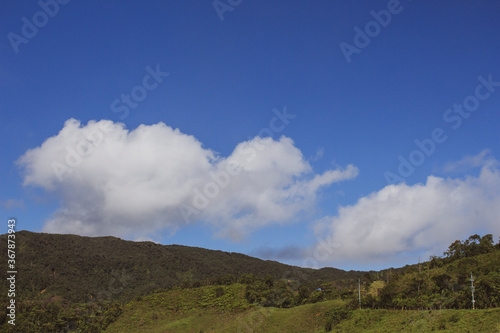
[[373, 234, 500, 310], [0, 231, 361, 303], [1, 232, 499, 332], [106, 274, 500, 333]]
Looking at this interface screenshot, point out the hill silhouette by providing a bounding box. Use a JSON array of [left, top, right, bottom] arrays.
[[0, 230, 363, 304]]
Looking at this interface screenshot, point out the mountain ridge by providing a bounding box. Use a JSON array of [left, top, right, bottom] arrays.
[[1, 230, 363, 303]]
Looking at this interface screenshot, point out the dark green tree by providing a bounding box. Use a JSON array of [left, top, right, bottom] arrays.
[[444, 240, 465, 259]]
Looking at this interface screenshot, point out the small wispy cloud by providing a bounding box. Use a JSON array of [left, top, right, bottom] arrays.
[[442, 149, 495, 173], [310, 147, 324, 162], [2, 199, 24, 209]]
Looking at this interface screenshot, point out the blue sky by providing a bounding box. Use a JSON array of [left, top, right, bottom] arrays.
[[1, 0, 500, 270]]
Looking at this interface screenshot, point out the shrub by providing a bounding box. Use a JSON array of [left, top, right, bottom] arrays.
[[324, 306, 352, 331]]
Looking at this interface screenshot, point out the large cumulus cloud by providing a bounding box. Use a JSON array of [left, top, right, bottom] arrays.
[[18, 119, 358, 240]]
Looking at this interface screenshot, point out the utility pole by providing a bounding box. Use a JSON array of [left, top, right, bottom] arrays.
[[358, 278, 361, 309], [470, 273, 475, 310]]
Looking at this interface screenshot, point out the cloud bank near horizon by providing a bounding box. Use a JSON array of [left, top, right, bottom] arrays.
[[18, 119, 358, 240], [312, 153, 500, 267]]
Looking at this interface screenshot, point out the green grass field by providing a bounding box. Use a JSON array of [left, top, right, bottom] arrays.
[[105, 284, 500, 333]]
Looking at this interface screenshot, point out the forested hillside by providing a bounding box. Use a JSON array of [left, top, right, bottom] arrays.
[[0, 231, 362, 303], [1, 232, 499, 332], [372, 234, 500, 310]]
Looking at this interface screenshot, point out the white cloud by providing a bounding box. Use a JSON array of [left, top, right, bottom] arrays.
[[310, 147, 324, 162], [18, 119, 358, 240], [442, 149, 496, 173], [313, 158, 500, 267]]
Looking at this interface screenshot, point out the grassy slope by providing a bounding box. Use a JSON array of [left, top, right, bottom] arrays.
[[105, 283, 341, 333], [104, 246, 500, 332], [335, 309, 500, 332], [106, 284, 500, 333]]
